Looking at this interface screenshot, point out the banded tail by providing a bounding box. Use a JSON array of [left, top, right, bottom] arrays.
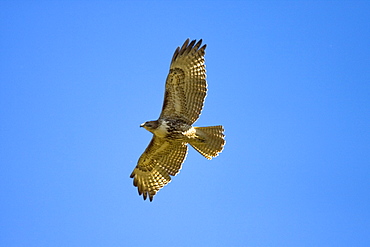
[[189, 125, 225, 159]]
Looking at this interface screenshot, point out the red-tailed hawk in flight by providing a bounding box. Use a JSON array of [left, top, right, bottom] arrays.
[[130, 39, 225, 201]]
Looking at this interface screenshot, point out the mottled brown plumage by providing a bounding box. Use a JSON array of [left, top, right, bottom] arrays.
[[130, 39, 225, 201]]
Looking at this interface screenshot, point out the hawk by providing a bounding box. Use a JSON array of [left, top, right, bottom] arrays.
[[130, 39, 225, 201]]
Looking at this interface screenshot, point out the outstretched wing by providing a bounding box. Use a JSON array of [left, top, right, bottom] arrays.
[[160, 39, 207, 125], [130, 137, 188, 201]]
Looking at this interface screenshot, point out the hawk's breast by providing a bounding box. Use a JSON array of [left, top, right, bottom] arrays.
[[153, 121, 169, 138]]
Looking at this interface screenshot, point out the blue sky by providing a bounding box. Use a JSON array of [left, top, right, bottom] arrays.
[[1, 1, 369, 246]]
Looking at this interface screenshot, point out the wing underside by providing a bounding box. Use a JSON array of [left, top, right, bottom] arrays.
[[130, 137, 188, 201], [160, 39, 207, 125]]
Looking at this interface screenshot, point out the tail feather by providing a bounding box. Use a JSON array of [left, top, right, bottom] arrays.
[[189, 125, 225, 159]]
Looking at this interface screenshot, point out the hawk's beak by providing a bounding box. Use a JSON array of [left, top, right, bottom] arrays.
[[140, 123, 145, 128]]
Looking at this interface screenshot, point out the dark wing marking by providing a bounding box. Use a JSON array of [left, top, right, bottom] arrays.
[[130, 136, 188, 201], [159, 39, 207, 125]]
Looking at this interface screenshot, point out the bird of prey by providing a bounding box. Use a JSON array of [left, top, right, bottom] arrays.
[[130, 39, 225, 201]]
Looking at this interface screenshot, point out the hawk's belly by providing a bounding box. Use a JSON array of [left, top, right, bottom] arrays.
[[153, 119, 194, 140]]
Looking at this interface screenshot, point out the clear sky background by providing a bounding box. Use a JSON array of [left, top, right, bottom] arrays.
[[1, 1, 369, 246]]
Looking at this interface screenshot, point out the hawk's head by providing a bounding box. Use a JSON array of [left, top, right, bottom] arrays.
[[140, 120, 159, 132]]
